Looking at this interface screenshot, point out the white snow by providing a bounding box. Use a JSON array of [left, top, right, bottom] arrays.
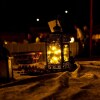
[[0, 60, 100, 100]]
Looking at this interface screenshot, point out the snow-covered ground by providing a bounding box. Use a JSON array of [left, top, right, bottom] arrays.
[[0, 60, 100, 100]]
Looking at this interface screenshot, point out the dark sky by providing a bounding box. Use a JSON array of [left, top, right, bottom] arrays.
[[0, 0, 100, 32]]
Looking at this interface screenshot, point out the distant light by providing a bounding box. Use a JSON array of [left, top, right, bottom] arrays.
[[70, 37, 75, 43], [36, 18, 39, 21], [4, 41, 8, 44], [65, 10, 68, 13]]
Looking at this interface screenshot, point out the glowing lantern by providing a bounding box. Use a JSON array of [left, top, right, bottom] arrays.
[[46, 21, 70, 71]]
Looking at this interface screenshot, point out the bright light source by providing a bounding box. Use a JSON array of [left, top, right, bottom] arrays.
[[65, 10, 68, 13], [4, 41, 8, 44], [70, 37, 75, 43], [36, 18, 39, 21]]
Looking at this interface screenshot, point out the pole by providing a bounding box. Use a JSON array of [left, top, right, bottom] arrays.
[[90, 0, 93, 57]]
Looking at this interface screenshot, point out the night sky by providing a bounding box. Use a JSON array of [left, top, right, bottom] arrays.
[[0, 0, 100, 32]]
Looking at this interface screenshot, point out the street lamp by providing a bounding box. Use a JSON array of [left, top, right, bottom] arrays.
[[65, 10, 68, 14]]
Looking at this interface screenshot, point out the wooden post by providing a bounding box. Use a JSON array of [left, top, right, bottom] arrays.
[[90, 0, 93, 57]]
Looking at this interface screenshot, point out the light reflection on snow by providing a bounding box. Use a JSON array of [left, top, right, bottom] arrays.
[[0, 61, 100, 100]]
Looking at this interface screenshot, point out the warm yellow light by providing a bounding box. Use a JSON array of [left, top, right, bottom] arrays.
[[51, 46, 56, 51], [47, 44, 61, 64], [64, 48, 68, 53], [64, 45, 68, 53], [63, 44, 69, 61], [53, 56, 58, 60], [64, 56, 69, 61], [47, 42, 69, 64], [54, 49, 61, 54], [36, 37, 40, 42], [64, 44, 68, 48], [50, 56, 60, 64], [47, 50, 51, 54], [4, 41, 8, 44]]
